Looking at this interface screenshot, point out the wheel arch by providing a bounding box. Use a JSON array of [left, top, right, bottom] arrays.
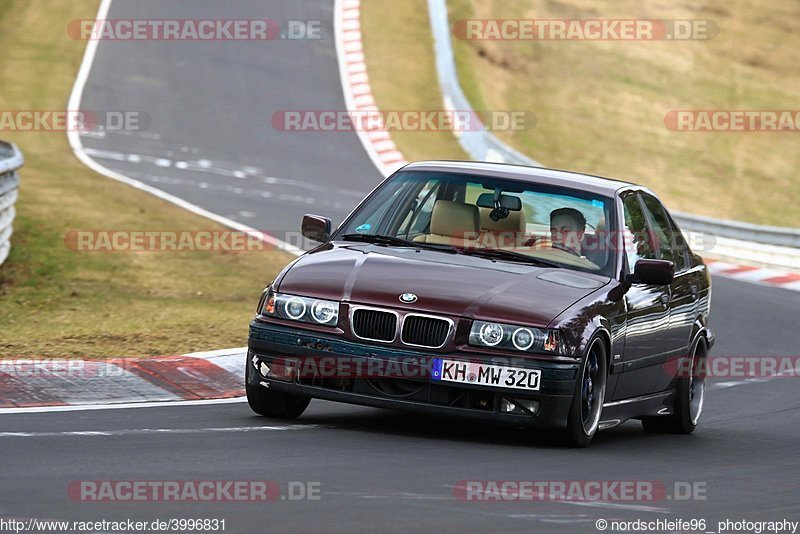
[[586, 323, 612, 372], [690, 316, 710, 354]]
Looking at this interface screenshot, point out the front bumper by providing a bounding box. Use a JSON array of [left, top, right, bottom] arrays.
[[248, 321, 580, 429]]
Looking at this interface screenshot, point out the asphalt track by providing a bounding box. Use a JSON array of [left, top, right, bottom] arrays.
[[75, 0, 382, 233], [3, 0, 799, 532]]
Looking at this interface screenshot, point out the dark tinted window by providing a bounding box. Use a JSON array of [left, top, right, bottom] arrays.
[[622, 193, 656, 272], [640, 194, 680, 267]]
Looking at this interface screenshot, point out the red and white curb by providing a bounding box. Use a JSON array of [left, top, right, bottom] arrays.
[[335, 0, 408, 178], [0, 348, 246, 412], [704, 259, 800, 292]]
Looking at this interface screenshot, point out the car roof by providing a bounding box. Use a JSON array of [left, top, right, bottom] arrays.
[[401, 160, 646, 197]]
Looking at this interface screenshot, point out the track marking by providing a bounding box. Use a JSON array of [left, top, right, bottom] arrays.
[[556, 500, 670, 513], [0, 396, 247, 415], [708, 371, 795, 390], [440, 485, 670, 514], [0, 424, 323, 438]]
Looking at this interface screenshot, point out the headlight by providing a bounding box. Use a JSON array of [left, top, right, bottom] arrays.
[[478, 322, 504, 346], [260, 289, 339, 327], [311, 300, 338, 324], [469, 320, 564, 354]]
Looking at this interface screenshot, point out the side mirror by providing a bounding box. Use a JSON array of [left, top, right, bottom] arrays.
[[301, 214, 332, 243], [628, 259, 674, 285]]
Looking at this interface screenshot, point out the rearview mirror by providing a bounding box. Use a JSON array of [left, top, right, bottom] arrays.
[[301, 214, 332, 243], [475, 193, 522, 211], [628, 259, 674, 285]]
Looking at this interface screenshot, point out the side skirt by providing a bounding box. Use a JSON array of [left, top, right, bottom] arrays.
[[599, 390, 675, 430]]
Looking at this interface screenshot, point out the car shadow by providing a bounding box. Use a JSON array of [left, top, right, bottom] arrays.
[[243, 403, 698, 450]]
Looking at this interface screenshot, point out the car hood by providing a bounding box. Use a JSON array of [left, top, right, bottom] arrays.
[[276, 244, 610, 327]]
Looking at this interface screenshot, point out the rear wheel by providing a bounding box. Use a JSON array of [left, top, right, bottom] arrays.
[[245, 360, 311, 419], [642, 338, 706, 434], [563, 338, 607, 447]]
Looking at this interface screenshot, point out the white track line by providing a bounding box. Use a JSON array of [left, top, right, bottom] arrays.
[[0, 396, 247, 415], [65, 0, 303, 257], [0, 424, 322, 438]]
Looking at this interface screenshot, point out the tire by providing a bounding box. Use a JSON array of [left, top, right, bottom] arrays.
[[563, 338, 608, 448], [642, 338, 706, 434], [245, 359, 311, 419]]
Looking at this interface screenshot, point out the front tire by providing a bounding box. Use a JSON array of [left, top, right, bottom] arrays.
[[563, 338, 607, 447], [642, 338, 707, 434], [245, 359, 311, 419]]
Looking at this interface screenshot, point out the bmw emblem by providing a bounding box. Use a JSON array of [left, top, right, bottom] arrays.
[[399, 293, 418, 304]]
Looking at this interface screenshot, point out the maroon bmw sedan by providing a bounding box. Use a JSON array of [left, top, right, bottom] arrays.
[[247, 161, 713, 446]]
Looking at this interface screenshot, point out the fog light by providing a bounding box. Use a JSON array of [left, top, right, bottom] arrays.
[[500, 398, 516, 413], [500, 397, 540, 414], [516, 399, 540, 414], [259, 359, 297, 381]]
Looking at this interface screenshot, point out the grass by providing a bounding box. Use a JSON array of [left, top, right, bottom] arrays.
[[363, 0, 800, 227], [0, 0, 295, 358]]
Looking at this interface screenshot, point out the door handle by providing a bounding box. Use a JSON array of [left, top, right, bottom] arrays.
[[690, 285, 699, 301], [660, 293, 670, 306]]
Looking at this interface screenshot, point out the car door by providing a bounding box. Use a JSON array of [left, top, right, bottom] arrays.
[[612, 191, 671, 400], [640, 193, 701, 391]]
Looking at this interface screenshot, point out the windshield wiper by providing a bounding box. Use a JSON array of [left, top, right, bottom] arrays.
[[458, 247, 561, 268], [340, 233, 459, 254]]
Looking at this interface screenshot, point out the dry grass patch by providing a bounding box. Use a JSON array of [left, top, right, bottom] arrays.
[[0, 0, 295, 358], [448, 0, 800, 225]]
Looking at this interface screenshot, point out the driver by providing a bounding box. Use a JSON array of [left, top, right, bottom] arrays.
[[549, 207, 586, 255]]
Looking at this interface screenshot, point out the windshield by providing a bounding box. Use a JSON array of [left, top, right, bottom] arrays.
[[334, 170, 617, 275]]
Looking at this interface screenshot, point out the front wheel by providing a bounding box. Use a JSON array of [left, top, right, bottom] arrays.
[[245, 360, 311, 419], [642, 338, 706, 434], [563, 338, 608, 447]]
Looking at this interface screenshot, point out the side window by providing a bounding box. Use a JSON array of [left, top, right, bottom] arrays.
[[622, 193, 656, 272], [640, 194, 680, 268], [666, 211, 691, 270]]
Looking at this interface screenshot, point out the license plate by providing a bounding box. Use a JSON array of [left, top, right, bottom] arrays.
[[431, 359, 541, 391]]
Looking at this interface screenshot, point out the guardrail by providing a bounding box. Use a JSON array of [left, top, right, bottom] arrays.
[[672, 213, 800, 249], [0, 141, 24, 267], [426, 0, 800, 251]]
